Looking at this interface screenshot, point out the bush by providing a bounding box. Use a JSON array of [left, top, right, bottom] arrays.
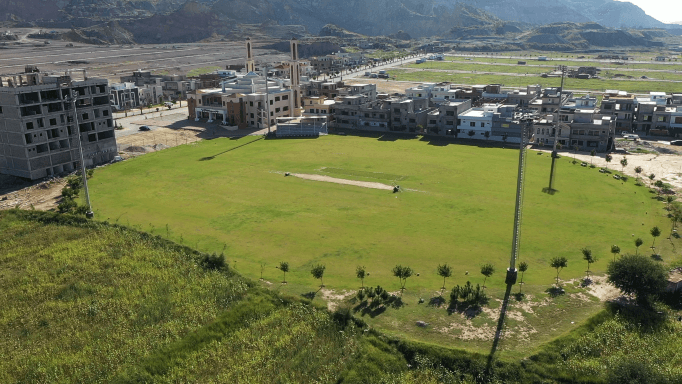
[[61, 187, 77, 199], [201, 252, 226, 270], [57, 198, 77, 213], [607, 359, 667, 384], [607, 254, 667, 307]]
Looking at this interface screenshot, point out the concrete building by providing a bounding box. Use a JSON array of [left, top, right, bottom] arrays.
[[600, 90, 635, 133], [0, 67, 117, 179], [426, 100, 472, 136], [109, 82, 140, 110]]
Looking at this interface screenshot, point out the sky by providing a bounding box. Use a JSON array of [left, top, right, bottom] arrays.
[[616, 0, 682, 23]]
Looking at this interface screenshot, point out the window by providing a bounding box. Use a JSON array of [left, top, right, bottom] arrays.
[[309, 109, 315, 113], [282, 95, 288, 100], [480, 122, 484, 127], [429, 120, 437, 124], [658, 116, 666, 122], [250, 113, 254, 118], [446, 121, 454, 125], [250, 101, 254, 107], [275, 96, 280, 102], [275, 108, 280, 113], [269, 100, 273, 105], [283, 106, 289, 111], [470, 122, 475, 127], [26, 122, 34, 130], [49, 118, 57, 126], [0, 106, 3, 113]]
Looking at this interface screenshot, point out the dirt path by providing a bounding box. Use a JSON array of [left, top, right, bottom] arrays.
[[291, 173, 394, 191]]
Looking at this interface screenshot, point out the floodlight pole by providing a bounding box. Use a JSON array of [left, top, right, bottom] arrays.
[[69, 90, 94, 219], [506, 117, 532, 285], [263, 64, 271, 135]]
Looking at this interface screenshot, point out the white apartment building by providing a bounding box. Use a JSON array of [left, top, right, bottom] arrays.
[[457, 105, 496, 139]]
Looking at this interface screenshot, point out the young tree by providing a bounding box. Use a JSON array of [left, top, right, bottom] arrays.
[[356, 265, 367, 289], [392, 265, 414, 292], [610, 244, 620, 262], [648, 173, 656, 188], [634, 166, 643, 183], [311, 264, 326, 287], [650, 226, 661, 250], [437, 263, 453, 292], [484, 131, 490, 142], [607, 254, 668, 307], [666, 195, 675, 211], [518, 261, 528, 293], [279, 261, 289, 283], [582, 248, 596, 278], [620, 156, 628, 173], [573, 145, 580, 162], [590, 149, 596, 165], [260, 262, 266, 280], [480, 263, 495, 289], [467, 130, 475, 138], [604, 153, 612, 171], [550, 256, 568, 288], [635, 237, 643, 255]]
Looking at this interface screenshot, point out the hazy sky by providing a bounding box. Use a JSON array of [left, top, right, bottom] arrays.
[[616, 0, 682, 23]]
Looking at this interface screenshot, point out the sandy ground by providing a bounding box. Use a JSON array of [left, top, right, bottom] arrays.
[[541, 149, 682, 190], [291, 173, 395, 191]]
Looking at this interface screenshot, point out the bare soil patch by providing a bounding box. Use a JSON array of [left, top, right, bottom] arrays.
[[291, 173, 395, 191]]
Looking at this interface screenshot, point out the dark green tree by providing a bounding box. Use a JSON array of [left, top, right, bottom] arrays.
[[607, 254, 668, 307]]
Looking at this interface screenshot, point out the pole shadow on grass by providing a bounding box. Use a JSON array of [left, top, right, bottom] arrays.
[[199, 136, 264, 161], [485, 282, 513, 380]]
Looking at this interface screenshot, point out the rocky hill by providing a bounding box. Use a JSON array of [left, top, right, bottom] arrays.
[[2, 0, 678, 44]]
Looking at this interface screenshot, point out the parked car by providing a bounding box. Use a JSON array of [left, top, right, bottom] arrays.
[[670, 140, 682, 146], [139, 125, 151, 131]]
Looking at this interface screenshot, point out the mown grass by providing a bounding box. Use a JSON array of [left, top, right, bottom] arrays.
[[85, 134, 681, 354], [390, 69, 682, 93], [408, 61, 682, 81], [446, 55, 682, 71]]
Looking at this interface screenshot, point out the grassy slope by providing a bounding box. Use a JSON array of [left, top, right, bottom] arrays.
[[86, 134, 679, 355], [0, 211, 360, 383]]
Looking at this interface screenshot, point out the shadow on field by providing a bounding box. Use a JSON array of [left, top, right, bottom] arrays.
[[328, 129, 519, 150], [352, 295, 404, 318], [198, 136, 264, 161], [605, 301, 668, 329]]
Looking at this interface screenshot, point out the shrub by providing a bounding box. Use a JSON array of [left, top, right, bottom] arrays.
[[201, 252, 226, 270], [607, 254, 667, 307], [57, 198, 77, 213]]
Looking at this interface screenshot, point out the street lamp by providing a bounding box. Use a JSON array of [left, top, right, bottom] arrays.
[[68, 90, 94, 219]]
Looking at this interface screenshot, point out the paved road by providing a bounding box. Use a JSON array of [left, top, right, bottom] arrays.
[[113, 106, 189, 138]]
